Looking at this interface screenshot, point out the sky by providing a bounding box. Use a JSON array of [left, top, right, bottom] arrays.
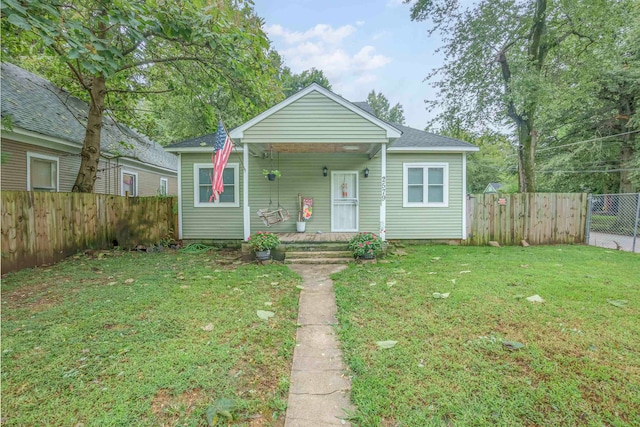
[[253, 0, 450, 130]]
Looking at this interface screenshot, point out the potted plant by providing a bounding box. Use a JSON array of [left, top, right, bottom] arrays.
[[348, 232, 383, 259], [247, 231, 280, 260], [262, 169, 281, 181]]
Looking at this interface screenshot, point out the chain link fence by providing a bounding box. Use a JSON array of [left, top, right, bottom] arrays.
[[586, 193, 640, 252]]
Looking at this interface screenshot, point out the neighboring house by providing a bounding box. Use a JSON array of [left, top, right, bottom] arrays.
[[483, 182, 503, 194], [1, 63, 178, 196], [166, 83, 478, 241]]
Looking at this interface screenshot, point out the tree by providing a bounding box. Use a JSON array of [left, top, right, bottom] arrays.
[[281, 66, 331, 97], [440, 122, 515, 193], [408, 0, 619, 192], [2, 0, 276, 191], [366, 90, 406, 125]]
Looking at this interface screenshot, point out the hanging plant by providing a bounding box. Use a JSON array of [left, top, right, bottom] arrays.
[[263, 169, 281, 181]]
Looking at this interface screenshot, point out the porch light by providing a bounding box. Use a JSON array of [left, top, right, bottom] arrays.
[[323, 166, 328, 177], [364, 167, 370, 178]]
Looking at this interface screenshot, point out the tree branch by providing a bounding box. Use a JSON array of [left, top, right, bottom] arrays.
[[117, 56, 203, 72]]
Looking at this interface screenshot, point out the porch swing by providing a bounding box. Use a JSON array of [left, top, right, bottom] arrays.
[[256, 151, 291, 227]]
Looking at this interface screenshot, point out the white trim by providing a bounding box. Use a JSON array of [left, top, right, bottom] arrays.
[[388, 146, 479, 153], [159, 177, 169, 195], [26, 152, 59, 192], [402, 162, 449, 208], [193, 162, 240, 208], [380, 144, 387, 241], [120, 169, 139, 196], [165, 146, 243, 154], [462, 153, 467, 239], [243, 143, 250, 241], [229, 83, 402, 139], [177, 154, 183, 239], [330, 171, 359, 232]]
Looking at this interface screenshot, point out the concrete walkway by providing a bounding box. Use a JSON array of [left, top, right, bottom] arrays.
[[285, 264, 353, 427]]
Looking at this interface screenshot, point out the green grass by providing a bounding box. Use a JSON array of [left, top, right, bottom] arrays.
[[1, 249, 301, 426], [333, 245, 640, 426]]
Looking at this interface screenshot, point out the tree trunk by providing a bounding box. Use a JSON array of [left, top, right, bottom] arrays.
[[72, 75, 106, 193], [517, 120, 536, 192]]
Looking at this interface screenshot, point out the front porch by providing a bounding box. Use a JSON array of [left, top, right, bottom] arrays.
[[275, 232, 357, 243]]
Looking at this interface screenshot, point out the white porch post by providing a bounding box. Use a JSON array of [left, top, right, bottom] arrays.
[[243, 143, 250, 241], [462, 152, 467, 240], [177, 153, 183, 239], [380, 143, 387, 241]]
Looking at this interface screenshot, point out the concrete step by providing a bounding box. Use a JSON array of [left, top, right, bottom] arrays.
[[281, 243, 350, 252], [285, 257, 352, 265], [286, 250, 353, 259]]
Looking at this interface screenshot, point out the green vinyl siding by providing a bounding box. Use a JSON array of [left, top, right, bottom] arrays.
[[249, 153, 381, 234], [386, 153, 464, 239], [242, 91, 389, 144], [180, 153, 244, 239]]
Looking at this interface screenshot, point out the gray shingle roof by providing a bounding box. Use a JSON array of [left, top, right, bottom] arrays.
[[1, 62, 177, 171], [166, 133, 218, 149]]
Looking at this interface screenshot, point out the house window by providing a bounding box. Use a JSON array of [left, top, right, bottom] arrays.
[[403, 163, 449, 207], [159, 177, 168, 196], [121, 170, 138, 196], [27, 152, 59, 192], [193, 163, 239, 207]]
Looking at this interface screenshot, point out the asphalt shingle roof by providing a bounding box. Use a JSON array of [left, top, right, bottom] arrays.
[[1, 62, 177, 171]]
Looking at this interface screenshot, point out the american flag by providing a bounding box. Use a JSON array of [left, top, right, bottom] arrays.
[[210, 120, 233, 201]]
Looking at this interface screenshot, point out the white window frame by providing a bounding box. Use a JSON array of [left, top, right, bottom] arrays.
[[403, 162, 449, 208], [26, 152, 59, 192], [193, 162, 239, 208], [120, 170, 139, 196], [159, 177, 169, 195]]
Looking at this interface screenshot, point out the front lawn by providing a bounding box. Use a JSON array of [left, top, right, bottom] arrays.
[[1, 249, 300, 426], [334, 245, 640, 426]]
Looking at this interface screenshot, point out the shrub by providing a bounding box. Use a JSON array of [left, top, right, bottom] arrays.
[[348, 232, 382, 257], [247, 231, 280, 251]]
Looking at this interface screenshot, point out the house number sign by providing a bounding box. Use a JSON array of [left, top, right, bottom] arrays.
[[381, 176, 387, 201]]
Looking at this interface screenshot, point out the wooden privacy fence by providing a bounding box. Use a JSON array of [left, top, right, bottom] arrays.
[[1, 191, 177, 274], [465, 193, 588, 246]]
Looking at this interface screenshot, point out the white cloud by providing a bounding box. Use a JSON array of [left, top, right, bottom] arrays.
[[268, 22, 392, 100], [266, 23, 355, 45], [356, 20, 365, 26], [372, 30, 390, 41]]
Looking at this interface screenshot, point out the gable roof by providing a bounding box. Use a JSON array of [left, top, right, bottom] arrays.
[[228, 83, 402, 140], [352, 101, 478, 152], [1, 62, 177, 171]]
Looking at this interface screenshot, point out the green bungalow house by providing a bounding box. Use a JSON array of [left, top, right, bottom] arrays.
[[165, 83, 478, 242]]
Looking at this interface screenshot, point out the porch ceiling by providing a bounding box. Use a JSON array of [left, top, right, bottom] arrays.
[[253, 143, 380, 155]]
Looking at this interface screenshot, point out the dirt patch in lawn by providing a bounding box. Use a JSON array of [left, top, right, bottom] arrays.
[[151, 388, 204, 424], [2, 281, 64, 314]]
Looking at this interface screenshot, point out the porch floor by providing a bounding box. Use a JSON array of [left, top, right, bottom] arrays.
[[275, 232, 357, 243]]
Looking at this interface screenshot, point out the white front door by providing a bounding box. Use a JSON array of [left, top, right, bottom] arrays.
[[331, 171, 359, 232]]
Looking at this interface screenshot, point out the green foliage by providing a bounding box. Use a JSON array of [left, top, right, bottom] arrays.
[[2, 0, 280, 187], [334, 245, 640, 425], [247, 231, 281, 251], [281, 66, 332, 97], [366, 90, 406, 125], [348, 232, 383, 258], [262, 169, 282, 178]]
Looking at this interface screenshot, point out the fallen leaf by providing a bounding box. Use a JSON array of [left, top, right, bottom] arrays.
[[459, 270, 471, 274], [264, 301, 272, 306], [124, 278, 134, 284], [450, 279, 456, 285], [431, 257, 441, 261], [428, 272, 437, 275], [433, 292, 450, 299], [295, 285, 304, 290], [387, 280, 397, 286], [502, 340, 525, 351], [206, 398, 235, 426], [376, 340, 397, 349], [201, 323, 214, 331], [607, 299, 628, 308], [520, 264, 529, 268], [256, 310, 275, 320], [526, 294, 545, 303], [369, 282, 377, 286]]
